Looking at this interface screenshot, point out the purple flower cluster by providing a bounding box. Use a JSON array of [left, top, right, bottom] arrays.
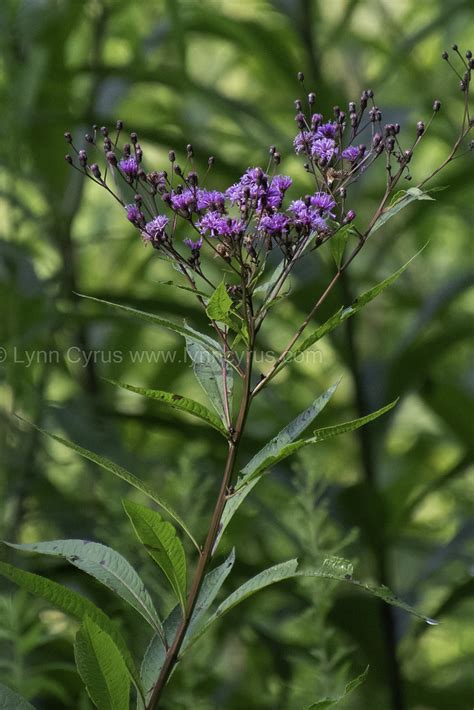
[[119, 156, 139, 178]]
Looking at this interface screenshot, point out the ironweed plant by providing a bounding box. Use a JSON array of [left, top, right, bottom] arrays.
[[1, 47, 472, 709]]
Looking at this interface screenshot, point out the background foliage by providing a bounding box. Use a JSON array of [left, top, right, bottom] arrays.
[[0, 1, 473, 708]]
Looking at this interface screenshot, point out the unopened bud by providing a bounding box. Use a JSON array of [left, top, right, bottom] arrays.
[[452, 43, 458, 51], [308, 92, 316, 105], [343, 209, 356, 224], [208, 156, 215, 166], [273, 152, 281, 164], [106, 151, 117, 166], [90, 163, 101, 178], [186, 143, 193, 157], [64, 154, 73, 164], [64, 131, 72, 143], [78, 150, 87, 166], [100, 126, 108, 136], [85, 133, 94, 144], [294, 99, 302, 110], [404, 149, 413, 163], [295, 112, 306, 129], [297, 71, 304, 82], [416, 121, 425, 136], [188, 171, 198, 186], [433, 99, 441, 112], [116, 120, 123, 130], [442, 51, 449, 60], [168, 150, 176, 162]]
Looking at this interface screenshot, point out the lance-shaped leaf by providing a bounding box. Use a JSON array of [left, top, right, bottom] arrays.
[[206, 280, 233, 326], [76, 293, 222, 354], [305, 666, 369, 709], [214, 382, 339, 551], [371, 187, 434, 233], [5, 540, 163, 637], [29, 424, 199, 552], [0, 682, 35, 709], [236, 400, 398, 489], [123, 501, 187, 613], [185, 336, 232, 423], [0, 562, 143, 696], [75, 616, 130, 710], [105, 379, 228, 436], [280, 247, 427, 370], [184, 555, 435, 654], [140, 549, 236, 702]]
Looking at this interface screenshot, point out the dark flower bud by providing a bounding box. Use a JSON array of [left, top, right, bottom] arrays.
[[373, 132, 382, 147], [466, 50, 472, 59], [130, 132, 138, 144], [106, 151, 117, 166], [186, 143, 193, 157], [64, 131, 72, 143], [64, 154, 73, 164], [338, 111, 345, 124], [168, 150, 176, 162], [394, 123, 400, 134], [349, 101, 356, 113], [208, 156, 215, 166], [339, 186, 346, 198], [343, 209, 356, 224], [90, 163, 101, 178], [78, 150, 87, 166], [273, 152, 281, 164], [360, 92, 368, 110], [138, 169, 147, 180], [367, 89, 374, 98], [136, 147, 143, 162], [442, 51, 449, 60], [188, 171, 198, 186], [294, 99, 302, 110], [116, 120, 123, 130], [404, 149, 413, 163], [417, 121, 425, 136], [103, 137, 112, 151], [452, 43, 458, 51], [433, 99, 441, 112], [269, 145, 276, 155], [350, 112, 357, 127], [174, 164, 182, 176], [295, 112, 306, 129], [92, 124, 98, 131], [134, 194, 142, 205], [162, 192, 171, 204], [308, 92, 316, 105], [386, 137, 395, 152], [85, 133, 94, 144], [297, 71, 304, 82], [100, 126, 108, 136], [369, 107, 377, 122], [333, 105, 341, 117], [122, 143, 131, 157], [358, 143, 366, 155], [470, 58, 474, 69], [460, 79, 467, 91]]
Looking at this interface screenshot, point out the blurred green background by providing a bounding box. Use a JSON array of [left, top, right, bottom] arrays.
[[0, 1, 473, 708]]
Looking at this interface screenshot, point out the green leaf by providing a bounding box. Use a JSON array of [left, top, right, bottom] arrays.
[[185, 555, 435, 653], [6, 540, 163, 636], [123, 501, 187, 612], [371, 187, 434, 233], [283, 247, 427, 368], [237, 399, 397, 488], [185, 336, 232, 423], [206, 280, 233, 325], [140, 549, 236, 701], [214, 382, 339, 551], [305, 666, 369, 709], [29, 424, 199, 552], [105, 379, 228, 436], [330, 224, 354, 268], [75, 616, 131, 710], [0, 682, 35, 709], [0, 562, 143, 696], [76, 293, 222, 354]]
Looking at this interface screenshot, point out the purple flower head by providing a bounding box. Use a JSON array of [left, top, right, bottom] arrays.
[[310, 191, 336, 215], [143, 215, 169, 242], [342, 146, 360, 162], [226, 167, 268, 205], [125, 204, 142, 225], [311, 113, 323, 127], [170, 189, 196, 212], [119, 156, 139, 178], [311, 138, 337, 162], [315, 121, 338, 139], [184, 237, 203, 251], [197, 211, 244, 239], [197, 189, 226, 210], [266, 175, 292, 209], [293, 130, 314, 154], [288, 200, 329, 233], [259, 213, 289, 235]]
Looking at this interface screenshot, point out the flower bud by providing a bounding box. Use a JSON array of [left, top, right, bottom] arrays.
[[294, 99, 302, 110], [186, 143, 193, 157], [106, 151, 117, 166], [100, 126, 108, 136], [64, 131, 72, 143], [85, 133, 94, 144], [116, 120, 123, 130], [103, 137, 112, 151], [339, 186, 346, 198], [78, 150, 87, 166], [297, 71, 304, 82], [295, 112, 306, 129], [168, 150, 176, 162], [466, 50, 472, 59], [273, 152, 281, 164], [417, 121, 425, 136], [64, 154, 73, 164], [90, 163, 101, 178], [208, 156, 215, 166], [349, 101, 356, 113], [308, 92, 316, 105], [404, 149, 413, 163], [451, 43, 458, 51], [433, 99, 441, 112], [343, 209, 356, 224], [442, 51, 449, 60], [188, 171, 198, 186]]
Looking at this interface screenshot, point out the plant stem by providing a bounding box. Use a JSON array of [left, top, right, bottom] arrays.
[[146, 349, 254, 709]]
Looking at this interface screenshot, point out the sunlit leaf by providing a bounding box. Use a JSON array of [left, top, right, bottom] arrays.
[[206, 280, 233, 325], [75, 616, 131, 710], [185, 336, 232, 423], [371, 187, 434, 233], [123, 501, 187, 612], [104, 379, 228, 436]]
